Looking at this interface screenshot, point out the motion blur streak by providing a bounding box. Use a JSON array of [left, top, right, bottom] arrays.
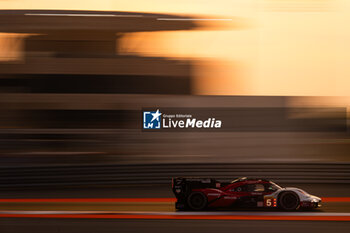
[[0, 1, 350, 232], [322, 197, 350, 202], [0, 197, 349, 203], [0, 213, 350, 221], [0, 198, 177, 203]]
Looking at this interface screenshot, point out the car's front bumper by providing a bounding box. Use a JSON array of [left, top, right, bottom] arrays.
[[300, 200, 322, 208]]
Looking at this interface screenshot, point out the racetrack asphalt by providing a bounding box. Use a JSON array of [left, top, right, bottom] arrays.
[[0, 184, 349, 232], [1, 218, 349, 233]]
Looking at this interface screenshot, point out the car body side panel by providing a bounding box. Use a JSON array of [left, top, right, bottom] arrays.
[[173, 178, 321, 210]]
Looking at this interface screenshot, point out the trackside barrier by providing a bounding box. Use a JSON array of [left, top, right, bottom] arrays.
[[0, 163, 349, 188]]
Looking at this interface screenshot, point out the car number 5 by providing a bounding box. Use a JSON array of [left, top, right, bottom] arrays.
[[265, 197, 272, 207]]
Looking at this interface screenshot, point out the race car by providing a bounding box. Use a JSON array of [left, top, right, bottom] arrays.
[[172, 177, 321, 211]]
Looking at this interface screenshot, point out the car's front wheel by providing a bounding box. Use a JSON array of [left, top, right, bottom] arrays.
[[187, 192, 207, 210], [279, 191, 300, 211]]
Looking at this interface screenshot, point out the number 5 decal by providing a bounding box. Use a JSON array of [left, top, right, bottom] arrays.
[[264, 197, 276, 207], [266, 198, 272, 206]]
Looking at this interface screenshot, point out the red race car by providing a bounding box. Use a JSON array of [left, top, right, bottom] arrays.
[[172, 177, 321, 211]]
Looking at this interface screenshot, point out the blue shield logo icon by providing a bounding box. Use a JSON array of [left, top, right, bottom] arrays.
[[143, 109, 162, 129]]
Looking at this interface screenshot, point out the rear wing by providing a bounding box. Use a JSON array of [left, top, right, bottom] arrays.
[[172, 177, 220, 198]]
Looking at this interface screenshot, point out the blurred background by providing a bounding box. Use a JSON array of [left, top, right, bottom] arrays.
[[0, 0, 349, 186]]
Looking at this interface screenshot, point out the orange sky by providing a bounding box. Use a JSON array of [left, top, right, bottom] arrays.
[[1, 0, 350, 96]]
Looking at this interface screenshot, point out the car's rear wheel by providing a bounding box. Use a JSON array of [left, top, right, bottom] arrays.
[[187, 192, 207, 210], [279, 191, 300, 211]]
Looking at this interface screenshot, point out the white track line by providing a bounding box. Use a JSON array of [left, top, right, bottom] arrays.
[[1, 211, 350, 216]]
